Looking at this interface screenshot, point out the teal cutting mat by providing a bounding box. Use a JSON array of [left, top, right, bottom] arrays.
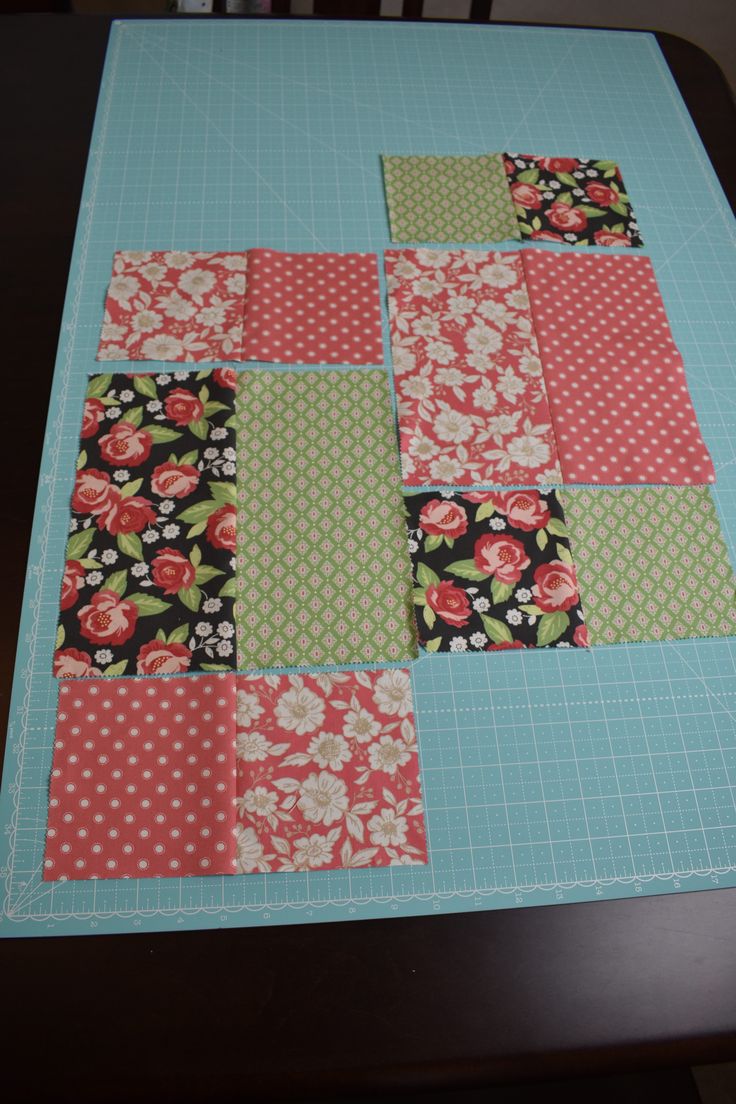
[[2, 18, 736, 938]]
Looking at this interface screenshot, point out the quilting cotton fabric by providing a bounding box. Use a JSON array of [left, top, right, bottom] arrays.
[[235, 369, 417, 668], [504, 153, 643, 247], [522, 250, 715, 485], [405, 490, 588, 652], [382, 154, 521, 244], [44, 674, 237, 881], [563, 487, 736, 645], [54, 368, 238, 679], [233, 669, 427, 873], [385, 248, 561, 486]]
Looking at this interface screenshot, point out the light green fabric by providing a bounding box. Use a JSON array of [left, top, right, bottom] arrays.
[[563, 487, 736, 645], [382, 154, 520, 244], [235, 369, 417, 668]]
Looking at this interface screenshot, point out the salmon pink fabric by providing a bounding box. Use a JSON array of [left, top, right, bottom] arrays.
[[522, 250, 715, 485]]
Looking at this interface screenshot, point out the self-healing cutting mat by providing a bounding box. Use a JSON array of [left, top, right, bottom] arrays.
[[2, 19, 736, 937]]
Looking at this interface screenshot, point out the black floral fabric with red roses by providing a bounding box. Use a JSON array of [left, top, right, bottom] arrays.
[[55, 368, 238, 678], [405, 490, 588, 653], [503, 153, 643, 247]]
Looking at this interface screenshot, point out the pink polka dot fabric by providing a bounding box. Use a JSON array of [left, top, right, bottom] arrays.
[[44, 675, 237, 881], [522, 250, 715, 486], [241, 249, 384, 364]]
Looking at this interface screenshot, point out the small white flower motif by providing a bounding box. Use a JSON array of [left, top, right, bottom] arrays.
[[131, 562, 149, 577], [113, 470, 129, 483], [429, 456, 465, 483], [216, 640, 233, 657], [68, 518, 78, 533], [159, 500, 175, 514], [222, 462, 236, 476], [557, 641, 572, 648], [585, 168, 597, 176], [275, 686, 325, 735], [162, 524, 180, 539], [146, 399, 162, 412], [106, 407, 122, 420], [94, 649, 113, 665], [308, 732, 352, 772], [372, 669, 412, 718], [223, 447, 236, 461], [506, 609, 523, 626], [515, 588, 532, 603], [469, 632, 487, 649], [195, 622, 213, 637], [564, 233, 577, 242], [141, 530, 160, 544], [549, 180, 561, 189], [368, 809, 409, 848], [514, 158, 526, 167], [236, 730, 271, 762], [203, 597, 222, 614], [100, 549, 118, 565], [210, 427, 228, 441], [155, 374, 171, 385], [241, 786, 278, 819], [342, 706, 381, 744], [573, 171, 585, 178], [217, 621, 235, 638], [489, 517, 506, 530], [86, 571, 103, 586], [473, 596, 490, 613], [407, 538, 419, 554], [118, 390, 134, 403], [204, 447, 219, 460], [174, 371, 190, 381], [368, 736, 411, 776], [573, 188, 585, 197], [543, 191, 555, 200], [449, 637, 468, 652]]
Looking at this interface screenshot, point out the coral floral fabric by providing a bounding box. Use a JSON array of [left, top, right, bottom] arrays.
[[44, 675, 237, 881], [233, 669, 427, 873], [386, 249, 561, 486], [405, 490, 587, 652], [522, 250, 715, 485], [98, 249, 384, 365]]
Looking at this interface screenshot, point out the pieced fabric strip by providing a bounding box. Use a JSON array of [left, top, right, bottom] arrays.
[[44, 668, 427, 881], [98, 249, 384, 365]]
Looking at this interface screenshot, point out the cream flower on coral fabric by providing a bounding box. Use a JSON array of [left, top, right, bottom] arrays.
[[235, 730, 273, 762], [141, 335, 184, 361], [342, 706, 381, 744], [107, 275, 140, 303], [368, 809, 409, 847], [241, 786, 278, 818], [308, 732, 352, 771], [506, 434, 551, 468], [434, 409, 473, 444], [372, 668, 412, 717], [178, 268, 215, 297], [298, 771, 349, 826], [368, 736, 411, 776], [235, 825, 270, 873], [292, 833, 336, 869], [236, 689, 264, 728], [274, 684, 325, 735]]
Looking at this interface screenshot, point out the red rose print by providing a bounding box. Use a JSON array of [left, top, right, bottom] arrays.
[[504, 158, 516, 175], [573, 624, 590, 647], [461, 491, 496, 504], [53, 647, 102, 678], [490, 491, 550, 531], [536, 157, 579, 173], [60, 560, 86, 611], [206, 504, 237, 551], [593, 229, 631, 247], [547, 203, 588, 233], [164, 388, 204, 426], [530, 230, 565, 243], [510, 182, 541, 210], [426, 580, 472, 628], [151, 547, 196, 594], [80, 398, 105, 439], [98, 421, 153, 467], [585, 182, 619, 207], [101, 495, 157, 535], [532, 560, 580, 613], [72, 469, 119, 517], [213, 367, 238, 390], [418, 498, 468, 539], [136, 640, 192, 676], [77, 589, 138, 645], [473, 534, 530, 584], [150, 462, 200, 499], [486, 640, 525, 651]]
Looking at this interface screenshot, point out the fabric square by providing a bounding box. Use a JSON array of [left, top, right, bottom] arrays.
[[563, 487, 736, 645], [405, 490, 587, 652], [54, 368, 237, 679], [503, 153, 643, 247], [382, 154, 521, 244], [235, 368, 417, 669], [241, 249, 383, 364], [98, 251, 248, 361], [233, 669, 427, 873], [44, 674, 237, 881], [386, 249, 561, 486], [522, 250, 715, 485]]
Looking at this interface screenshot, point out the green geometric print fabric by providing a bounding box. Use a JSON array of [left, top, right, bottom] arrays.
[[563, 487, 736, 645], [235, 368, 417, 668], [381, 154, 521, 244]]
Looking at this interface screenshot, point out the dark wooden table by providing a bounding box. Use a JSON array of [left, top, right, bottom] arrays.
[[1, 15, 735, 1101]]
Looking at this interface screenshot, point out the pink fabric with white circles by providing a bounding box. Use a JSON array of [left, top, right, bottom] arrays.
[[522, 250, 715, 485], [44, 674, 237, 881], [241, 249, 383, 364]]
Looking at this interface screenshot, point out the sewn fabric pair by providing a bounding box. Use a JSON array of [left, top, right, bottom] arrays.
[[44, 668, 427, 881], [98, 249, 384, 365]]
